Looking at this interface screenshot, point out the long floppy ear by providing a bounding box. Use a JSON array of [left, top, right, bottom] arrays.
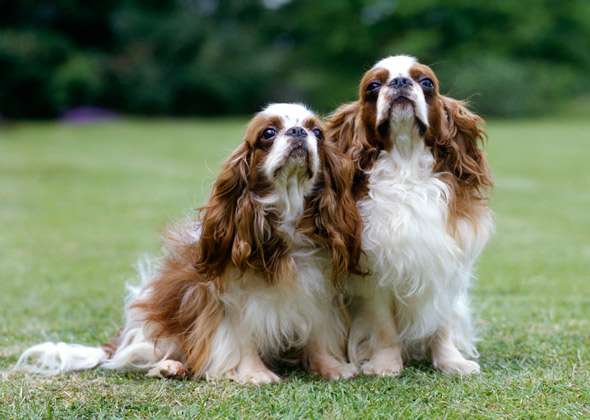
[[193, 142, 251, 282], [328, 101, 379, 200], [328, 101, 378, 172], [298, 140, 365, 290], [430, 96, 493, 196], [194, 142, 288, 284]]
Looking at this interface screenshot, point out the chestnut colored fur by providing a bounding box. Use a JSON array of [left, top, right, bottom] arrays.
[[427, 96, 493, 228], [130, 227, 225, 375]]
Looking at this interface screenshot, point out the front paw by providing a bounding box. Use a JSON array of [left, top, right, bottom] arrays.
[[361, 348, 404, 377], [240, 369, 281, 385], [362, 360, 403, 377], [317, 362, 359, 381], [433, 358, 480, 375], [147, 360, 188, 379]]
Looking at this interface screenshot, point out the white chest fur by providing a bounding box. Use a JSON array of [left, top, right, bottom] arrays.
[[209, 243, 336, 372], [357, 147, 465, 340]]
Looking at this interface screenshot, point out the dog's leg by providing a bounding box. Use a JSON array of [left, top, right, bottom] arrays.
[[304, 303, 358, 380], [305, 345, 358, 380], [360, 322, 404, 377], [355, 291, 404, 377], [430, 326, 480, 375], [234, 350, 280, 385]]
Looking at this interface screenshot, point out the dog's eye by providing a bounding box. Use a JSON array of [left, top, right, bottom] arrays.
[[261, 128, 277, 140], [365, 82, 381, 93], [420, 78, 434, 89], [312, 128, 324, 142]]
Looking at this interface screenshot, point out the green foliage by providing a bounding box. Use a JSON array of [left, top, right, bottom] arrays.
[[0, 29, 72, 117], [52, 53, 108, 109], [1, 116, 589, 418], [1, 0, 590, 117]]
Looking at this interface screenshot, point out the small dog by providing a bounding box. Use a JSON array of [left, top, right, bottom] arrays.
[[328, 56, 493, 375], [17, 103, 363, 384]]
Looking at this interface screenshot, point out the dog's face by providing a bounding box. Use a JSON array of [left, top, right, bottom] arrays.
[[358, 55, 440, 150], [243, 103, 324, 190]]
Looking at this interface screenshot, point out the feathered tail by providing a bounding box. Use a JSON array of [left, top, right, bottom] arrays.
[[15, 258, 157, 376]]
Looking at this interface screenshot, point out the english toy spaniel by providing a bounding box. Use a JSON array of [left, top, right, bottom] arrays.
[[17, 103, 363, 384], [328, 56, 493, 375]]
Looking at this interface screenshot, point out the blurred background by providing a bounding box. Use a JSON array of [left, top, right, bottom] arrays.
[[1, 0, 590, 119]]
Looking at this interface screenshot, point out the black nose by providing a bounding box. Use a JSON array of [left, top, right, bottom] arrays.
[[389, 77, 413, 89], [285, 126, 307, 138]]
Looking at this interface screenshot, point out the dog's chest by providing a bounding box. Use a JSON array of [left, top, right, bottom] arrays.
[[358, 150, 460, 286]]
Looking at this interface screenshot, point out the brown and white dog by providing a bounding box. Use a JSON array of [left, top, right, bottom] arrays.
[[17, 103, 362, 384], [328, 56, 493, 375]]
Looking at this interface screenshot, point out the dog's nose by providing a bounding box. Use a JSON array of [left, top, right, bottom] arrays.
[[285, 126, 307, 138], [389, 77, 413, 89]]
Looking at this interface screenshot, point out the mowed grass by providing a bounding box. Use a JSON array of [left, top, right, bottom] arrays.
[[1, 115, 589, 419]]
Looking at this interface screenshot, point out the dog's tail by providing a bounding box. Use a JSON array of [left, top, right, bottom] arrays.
[[15, 342, 111, 376], [15, 258, 155, 376]]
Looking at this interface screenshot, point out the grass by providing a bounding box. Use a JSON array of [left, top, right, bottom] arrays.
[[1, 115, 589, 419]]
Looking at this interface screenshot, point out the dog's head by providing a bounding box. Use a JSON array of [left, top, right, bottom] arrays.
[[329, 55, 492, 199], [195, 103, 362, 287]]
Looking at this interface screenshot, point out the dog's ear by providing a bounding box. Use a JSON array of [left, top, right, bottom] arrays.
[[328, 101, 379, 173], [298, 139, 365, 290], [328, 101, 381, 201], [430, 96, 493, 193], [195, 142, 289, 285], [194, 142, 252, 283]]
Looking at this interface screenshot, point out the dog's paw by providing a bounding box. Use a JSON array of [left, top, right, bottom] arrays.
[[433, 358, 480, 375], [361, 348, 404, 377], [148, 359, 189, 379], [362, 360, 403, 377], [317, 362, 359, 381], [240, 369, 281, 385]]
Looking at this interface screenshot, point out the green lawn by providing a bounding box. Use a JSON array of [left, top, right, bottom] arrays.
[[1, 116, 589, 419]]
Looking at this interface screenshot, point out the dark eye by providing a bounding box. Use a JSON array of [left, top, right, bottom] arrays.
[[261, 128, 277, 140], [312, 128, 324, 141], [420, 78, 434, 89], [365, 82, 381, 93]]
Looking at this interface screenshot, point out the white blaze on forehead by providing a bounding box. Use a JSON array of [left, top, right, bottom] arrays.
[[261, 103, 315, 127], [371, 55, 429, 131], [372, 55, 417, 76]]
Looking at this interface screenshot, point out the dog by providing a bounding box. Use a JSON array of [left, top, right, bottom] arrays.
[[17, 103, 363, 384], [327, 55, 493, 375]]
